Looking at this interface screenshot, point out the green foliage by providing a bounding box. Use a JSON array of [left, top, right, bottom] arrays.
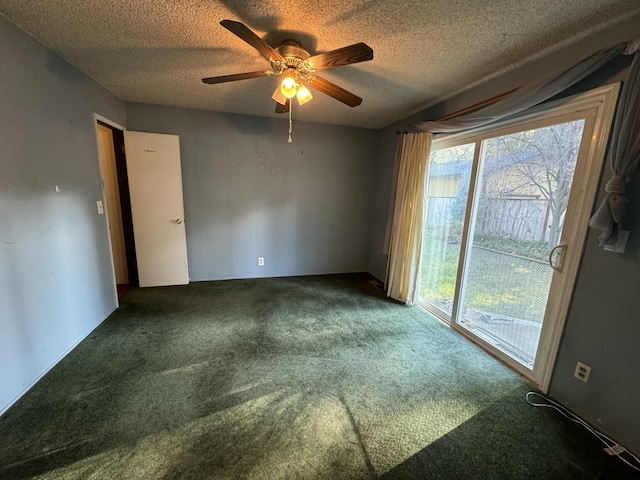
[[463, 247, 551, 322], [472, 236, 549, 261], [420, 230, 551, 323]]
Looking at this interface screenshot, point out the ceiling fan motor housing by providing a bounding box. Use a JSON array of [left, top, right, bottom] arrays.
[[271, 40, 314, 78], [276, 40, 310, 60]]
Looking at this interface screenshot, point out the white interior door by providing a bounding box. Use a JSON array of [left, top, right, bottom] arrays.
[[124, 131, 189, 287]]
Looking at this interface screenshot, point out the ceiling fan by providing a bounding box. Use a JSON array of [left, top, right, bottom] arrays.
[[202, 20, 374, 113]]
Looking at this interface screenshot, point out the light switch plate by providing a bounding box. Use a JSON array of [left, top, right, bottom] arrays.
[[96, 200, 104, 215]]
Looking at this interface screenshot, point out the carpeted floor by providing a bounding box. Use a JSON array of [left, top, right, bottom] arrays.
[[0, 273, 637, 479]]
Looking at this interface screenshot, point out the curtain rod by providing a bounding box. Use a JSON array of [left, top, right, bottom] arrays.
[[396, 87, 519, 135]]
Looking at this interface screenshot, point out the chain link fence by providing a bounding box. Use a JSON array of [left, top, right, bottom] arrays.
[[459, 246, 552, 368]]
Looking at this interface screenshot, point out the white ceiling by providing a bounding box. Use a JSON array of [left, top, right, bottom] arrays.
[[1, 0, 639, 129]]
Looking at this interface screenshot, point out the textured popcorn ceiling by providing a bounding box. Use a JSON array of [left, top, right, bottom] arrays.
[[1, 0, 639, 128]]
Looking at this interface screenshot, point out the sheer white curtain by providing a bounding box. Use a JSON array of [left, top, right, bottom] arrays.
[[386, 132, 432, 304]]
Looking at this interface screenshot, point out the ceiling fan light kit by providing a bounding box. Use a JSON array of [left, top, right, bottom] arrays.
[[296, 84, 313, 105], [280, 70, 298, 99], [202, 20, 374, 142]]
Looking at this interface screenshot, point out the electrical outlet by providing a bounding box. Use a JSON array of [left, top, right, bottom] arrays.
[[258, 257, 264, 266], [574, 361, 591, 383]]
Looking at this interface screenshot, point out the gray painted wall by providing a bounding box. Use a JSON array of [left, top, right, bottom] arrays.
[[368, 31, 640, 454], [125, 103, 378, 281], [549, 126, 640, 454], [367, 128, 397, 281], [0, 16, 126, 414]]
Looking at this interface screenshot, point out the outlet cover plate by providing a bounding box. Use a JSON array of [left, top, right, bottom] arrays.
[[574, 361, 591, 383]]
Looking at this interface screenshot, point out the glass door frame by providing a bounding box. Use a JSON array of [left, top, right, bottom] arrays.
[[419, 84, 620, 391]]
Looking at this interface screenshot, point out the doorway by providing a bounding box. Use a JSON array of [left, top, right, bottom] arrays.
[[418, 84, 619, 391], [95, 118, 138, 295]]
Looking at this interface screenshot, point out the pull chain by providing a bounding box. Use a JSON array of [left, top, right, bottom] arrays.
[[288, 100, 293, 143]]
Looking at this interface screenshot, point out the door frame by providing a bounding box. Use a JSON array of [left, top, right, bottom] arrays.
[[421, 83, 620, 391], [93, 114, 127, 304]]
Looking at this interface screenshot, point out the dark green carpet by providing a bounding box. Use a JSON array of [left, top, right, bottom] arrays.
[[0, 273, 637, 479]]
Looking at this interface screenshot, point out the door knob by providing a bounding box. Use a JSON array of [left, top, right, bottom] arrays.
[[174, 218, 183, 224]]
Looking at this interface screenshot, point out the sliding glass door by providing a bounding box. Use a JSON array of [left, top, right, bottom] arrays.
[[420, 143, 474, 318], [457, 119, 584, 369], [418, 85, 619, 389]]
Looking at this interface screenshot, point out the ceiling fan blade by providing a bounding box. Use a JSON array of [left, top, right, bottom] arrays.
[[307, 76, 362, 107], [202, 71, 270, 84], [220, 20, 284, 63], [307, 43, 373, 71], [275, 98, 290, 114]]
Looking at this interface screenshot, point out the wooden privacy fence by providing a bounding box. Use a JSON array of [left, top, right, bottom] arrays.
[[426, 196, 550, 242]]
